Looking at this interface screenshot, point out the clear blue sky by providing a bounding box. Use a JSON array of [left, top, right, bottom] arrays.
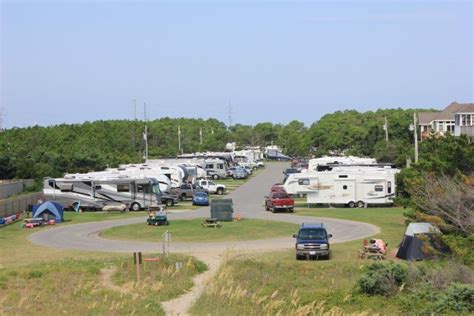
[[1, 0, 472, 128]]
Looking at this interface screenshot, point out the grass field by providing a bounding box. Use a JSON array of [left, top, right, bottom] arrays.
[[0, 211, 148, 267], [101, 218, 299, 243], [191, 207, 414, 315]]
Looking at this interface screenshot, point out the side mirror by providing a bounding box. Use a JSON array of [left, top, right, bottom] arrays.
[[328, 234, 333, 238], [292, 234, 297, 238]]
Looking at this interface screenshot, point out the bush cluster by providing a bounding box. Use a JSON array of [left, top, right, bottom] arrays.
[[356, 262, 407, 296]]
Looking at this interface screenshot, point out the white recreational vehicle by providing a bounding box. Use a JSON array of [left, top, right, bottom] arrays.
[[308, 156, 377, 171], [283, 166, 399, 207], [43, 175, 162, 211]]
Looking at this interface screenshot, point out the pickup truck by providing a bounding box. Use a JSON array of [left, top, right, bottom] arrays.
[[264, 191, 294, 213], [293, 223, 332, 260], [171, 183, 209, 201], [196, 179, 226, 195]]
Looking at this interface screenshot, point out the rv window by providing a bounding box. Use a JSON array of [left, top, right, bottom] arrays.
[[59, 184, 73, 192], [95, 185, 102, 190], [206, 164, 214, 169], [298, 179, 310, 185], [374, 185, 384, 192], [218, 164, 224, 169], [117, 184, 130, 192], [137, 184, 152, 193], [343, 185, 347, 190], [48, 180, 55, 188], [338, 175, 348, 178], [387, 181, 392, 194]]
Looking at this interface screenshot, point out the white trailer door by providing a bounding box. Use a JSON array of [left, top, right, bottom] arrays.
[[335, 179, 356, 204]]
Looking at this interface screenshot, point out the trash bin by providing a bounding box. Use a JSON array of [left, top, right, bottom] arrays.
[[210, 199, 233, 221]]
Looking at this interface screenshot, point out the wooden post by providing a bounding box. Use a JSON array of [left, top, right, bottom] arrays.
[[133, 252, 142, 281]]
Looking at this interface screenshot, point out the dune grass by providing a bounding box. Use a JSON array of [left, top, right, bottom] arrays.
[[0, 254, 206, 315], [101, 218, 299, 243]]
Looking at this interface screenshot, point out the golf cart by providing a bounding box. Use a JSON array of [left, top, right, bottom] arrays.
[[147, 208, 169, 226]]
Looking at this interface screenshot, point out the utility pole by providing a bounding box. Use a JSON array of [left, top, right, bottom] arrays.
[[384, 116, 389, 142], [0, 106, 4, 132], [228, 101, 232, 130], [178, 125, 182, 154], [144, 103, 148, 162], [199, 127, 203, 145], [413, 112, 418, 163]]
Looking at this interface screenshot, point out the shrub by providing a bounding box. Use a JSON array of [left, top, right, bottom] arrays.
[[27, 270, 44, 279], [432, 283, 474, 313], [356, 262, 407, 296]]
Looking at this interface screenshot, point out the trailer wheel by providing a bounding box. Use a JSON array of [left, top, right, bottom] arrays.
[[130, 202, 141, 211], [357, 201, 365, 208], [348, 201, 356, 208], [212, 174, 219, 180]]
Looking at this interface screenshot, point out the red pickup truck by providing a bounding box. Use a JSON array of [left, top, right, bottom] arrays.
[[265, 192, 295, 213]]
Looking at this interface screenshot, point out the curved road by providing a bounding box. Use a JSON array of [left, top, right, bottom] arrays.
[[29, 162, 378, 253]]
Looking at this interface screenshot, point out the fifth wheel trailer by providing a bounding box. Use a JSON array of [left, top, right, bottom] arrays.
[[283, 167, 399, 207]]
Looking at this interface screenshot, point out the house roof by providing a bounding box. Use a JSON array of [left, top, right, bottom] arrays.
[[418, 102, 474, 124], [456, 103, 474, 113], [418, 112, 439, 125]]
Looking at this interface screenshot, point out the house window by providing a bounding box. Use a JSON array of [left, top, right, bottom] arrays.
[[117, 184, 130, 192], [374, 185, 384, 192], [343, 185, 348, 190], [298, 179, 310, 185]]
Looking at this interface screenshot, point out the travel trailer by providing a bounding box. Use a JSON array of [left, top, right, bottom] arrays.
[[43, 175, 162, 211], [283, 166, 399, 207]]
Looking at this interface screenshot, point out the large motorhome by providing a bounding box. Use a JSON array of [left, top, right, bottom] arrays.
[[283, 166, 399, 207], [43, 175, 162, 211], [204, 158, 228, 179]]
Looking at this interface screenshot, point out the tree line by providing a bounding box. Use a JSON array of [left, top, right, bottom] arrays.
[[0, 108, 471, 181]]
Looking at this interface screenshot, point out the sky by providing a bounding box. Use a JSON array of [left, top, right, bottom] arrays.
[[1, 0, 473, 128]]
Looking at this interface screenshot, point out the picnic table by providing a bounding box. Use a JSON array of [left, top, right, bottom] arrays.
[[359, 245, 385, 260], [201, 218, 221, 228]]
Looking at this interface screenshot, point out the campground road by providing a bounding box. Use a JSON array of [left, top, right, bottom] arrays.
[[28, 162, 379, 253]]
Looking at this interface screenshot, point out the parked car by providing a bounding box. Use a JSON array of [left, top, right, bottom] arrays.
[[271, 183, 286, 193], [264, 191, 294, 213], [171, 183, 209, 201], [283, 168, 299, 176], [230, 166, 248, 179], [196, 179, 226, 195], [192, 191, 210, 206], [293, 223, 332, 260]]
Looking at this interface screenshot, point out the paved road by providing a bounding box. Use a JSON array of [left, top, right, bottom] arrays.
[[28, 162, 378, 253]]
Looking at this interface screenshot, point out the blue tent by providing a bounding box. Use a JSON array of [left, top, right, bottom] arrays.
[[32, 201, 64, 223]]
